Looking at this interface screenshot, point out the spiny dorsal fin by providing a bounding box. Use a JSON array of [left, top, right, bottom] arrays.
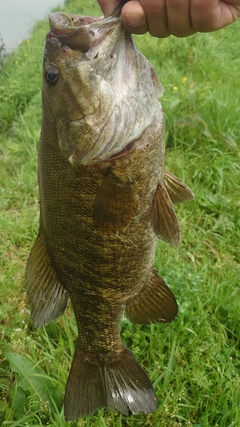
[[150, 182, 181, 246], [25, 230, 68, 327], [93, 172, 137, 233], [163, 170, 194, 204], [125, 268, 178, 324]]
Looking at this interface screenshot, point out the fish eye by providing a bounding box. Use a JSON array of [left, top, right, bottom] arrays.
[[45, 66, 59, 86]]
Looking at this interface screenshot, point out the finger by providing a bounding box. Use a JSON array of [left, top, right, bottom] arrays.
[[190, 0, 240, 32], [122, 0, 195, 38], [165, 0, 196, 36], [97, 0, 121, 16], [121, 1, 149, 35], [139, 0, 170, 37]]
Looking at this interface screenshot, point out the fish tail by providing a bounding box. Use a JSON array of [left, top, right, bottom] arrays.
[[64, 344, 157, 420]]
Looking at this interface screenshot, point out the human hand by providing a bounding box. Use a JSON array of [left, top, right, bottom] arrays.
[[97, 0, 240, 37]]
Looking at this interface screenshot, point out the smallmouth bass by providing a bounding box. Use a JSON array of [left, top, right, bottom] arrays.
[[25, 4, 194, 420]]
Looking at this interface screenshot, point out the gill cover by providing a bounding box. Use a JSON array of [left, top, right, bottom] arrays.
[[45, 11, 163, 166]]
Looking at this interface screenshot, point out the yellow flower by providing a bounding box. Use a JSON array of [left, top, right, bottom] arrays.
[[181, 77, 188, 83], [24, 54, 28, 57], [15, 60, 19, 64], [172, 86, 178, 92]]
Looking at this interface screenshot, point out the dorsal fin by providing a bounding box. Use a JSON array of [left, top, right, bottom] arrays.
[[150, 182, 181, 246], [163, 170, 194, 204]]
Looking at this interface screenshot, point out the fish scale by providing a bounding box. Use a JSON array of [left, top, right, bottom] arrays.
[[25, 4, 194, 420]]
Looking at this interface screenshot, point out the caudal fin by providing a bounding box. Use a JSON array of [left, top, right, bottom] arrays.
[[64, 345, 157, 420]]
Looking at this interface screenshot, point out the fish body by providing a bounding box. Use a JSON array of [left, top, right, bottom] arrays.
[[25, 9, 194, 420]]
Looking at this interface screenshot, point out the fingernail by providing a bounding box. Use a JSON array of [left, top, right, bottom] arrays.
[[125, 12, 144, 27]]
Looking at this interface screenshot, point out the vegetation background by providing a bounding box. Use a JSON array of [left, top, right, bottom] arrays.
[[0, 0, 239, 426]]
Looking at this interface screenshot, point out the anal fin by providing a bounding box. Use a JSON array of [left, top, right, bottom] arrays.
[[125, 268, 178, 324], [151, 181, 181, 246], [163, 170, 194, 204], [25, 230, 68, 327]]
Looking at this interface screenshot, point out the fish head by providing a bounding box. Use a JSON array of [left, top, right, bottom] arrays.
[[43, 11, 163, 166]]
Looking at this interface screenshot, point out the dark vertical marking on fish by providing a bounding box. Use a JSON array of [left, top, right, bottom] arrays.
[[93, 172, 137, 233]]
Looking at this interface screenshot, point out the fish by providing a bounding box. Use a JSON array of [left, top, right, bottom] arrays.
[[25, 3, 194, 421]]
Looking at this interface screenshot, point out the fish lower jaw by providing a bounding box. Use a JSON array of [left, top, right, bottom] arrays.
[[48, 13, 121, 55]]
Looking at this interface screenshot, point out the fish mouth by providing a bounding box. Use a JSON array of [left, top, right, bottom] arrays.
[[45, 5, 163, 167], [48, 12, 121, 54]]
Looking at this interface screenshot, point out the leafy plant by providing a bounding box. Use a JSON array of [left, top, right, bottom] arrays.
[[5, 353, 61, 420]]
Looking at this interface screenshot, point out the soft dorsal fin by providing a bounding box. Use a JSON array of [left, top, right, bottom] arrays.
[[150, 182, 181, 246], [25, 230, 68, 327], [125, 268, 178, 324], [163, 170, 194, 204]]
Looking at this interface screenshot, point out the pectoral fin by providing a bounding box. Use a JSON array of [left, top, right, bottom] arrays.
[[151, 182, 181, 246], [25, 230, 68, 327], [93, 172, 137, 233], [125, 268, 178, 324], [163, 171, 194, 204]]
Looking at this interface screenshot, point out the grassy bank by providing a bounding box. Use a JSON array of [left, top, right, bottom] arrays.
[[0, 0, 239, 426]]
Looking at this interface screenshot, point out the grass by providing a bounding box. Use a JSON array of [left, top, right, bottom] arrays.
[[0, 0, 239, 426]]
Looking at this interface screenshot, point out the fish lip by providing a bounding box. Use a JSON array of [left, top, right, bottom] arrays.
[[48, 13, 103, 53], [46, 30, 59, 43], [49, 12, 103, 33], [48, 12, 122, 54], [48, 28, 90, 53], [46, 30, 67, 52], [45, 28, 89, 55]]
